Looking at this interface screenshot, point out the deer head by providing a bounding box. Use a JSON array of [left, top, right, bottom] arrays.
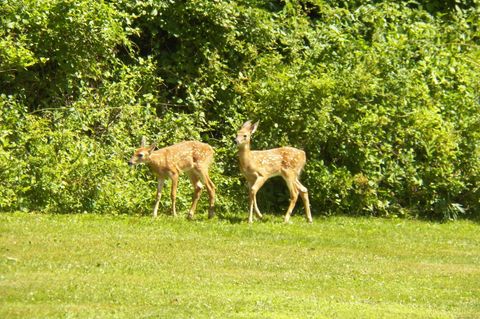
[[128, 137, 156, 166], [235, 120, 259, 146]]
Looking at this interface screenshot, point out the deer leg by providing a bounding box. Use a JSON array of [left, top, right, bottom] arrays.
[[296, 179, 313, 223], [253, 198, 263, 220], [283, 176, 299, 223], [170, 173, 179, 217], [248, 176, 267, 223], [200, 171, 216, 219], [153, 178, 164, 218], [252, 178, 267, 219], [248, 189, 255, 224], [187, 173, 203, 220]]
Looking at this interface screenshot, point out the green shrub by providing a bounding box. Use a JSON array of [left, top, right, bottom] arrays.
[[1, 0, 478, 220]]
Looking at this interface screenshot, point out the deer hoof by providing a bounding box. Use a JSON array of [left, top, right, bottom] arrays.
[[208, 208, 215, 219]]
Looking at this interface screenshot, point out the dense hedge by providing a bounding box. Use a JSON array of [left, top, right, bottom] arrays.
[[1, 0, 479, 220]]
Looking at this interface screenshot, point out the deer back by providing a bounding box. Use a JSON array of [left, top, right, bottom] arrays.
[[242, 147, 306, 178], [149, 141, 214, 174]]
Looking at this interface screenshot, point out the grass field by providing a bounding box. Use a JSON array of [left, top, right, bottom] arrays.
[[1, 212, 479, 318]]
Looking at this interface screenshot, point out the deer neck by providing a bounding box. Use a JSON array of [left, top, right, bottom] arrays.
[[238, 142, 253, 171], [145, 153, 166, 176]]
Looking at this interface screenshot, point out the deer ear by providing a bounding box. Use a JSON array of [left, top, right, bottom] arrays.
[[148, 144, 157, 154], [242, 120, 252, 128], [141, 136, 147, 147], [251, 121, 259, 134]]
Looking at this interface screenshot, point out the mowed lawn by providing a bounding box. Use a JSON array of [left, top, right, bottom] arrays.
[[1, 213, 479, 318]]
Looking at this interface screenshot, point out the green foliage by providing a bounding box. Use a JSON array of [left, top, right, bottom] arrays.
[[1, 0, 479, 220], [0, 0, 130, 109]]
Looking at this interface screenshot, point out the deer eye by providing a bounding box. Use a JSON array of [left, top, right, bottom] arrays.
[[138, 153, 144, 158], [244, 134, 247, 138]]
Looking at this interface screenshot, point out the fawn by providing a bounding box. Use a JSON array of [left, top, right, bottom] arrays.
[[129, 137, 216, 219], [235, 121, 313, 223]]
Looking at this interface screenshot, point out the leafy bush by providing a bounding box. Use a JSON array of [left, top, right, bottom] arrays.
[[1, 0, 479, 220]]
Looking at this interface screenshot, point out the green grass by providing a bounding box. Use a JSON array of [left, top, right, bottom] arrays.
[[1, 213, 479, 318]]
